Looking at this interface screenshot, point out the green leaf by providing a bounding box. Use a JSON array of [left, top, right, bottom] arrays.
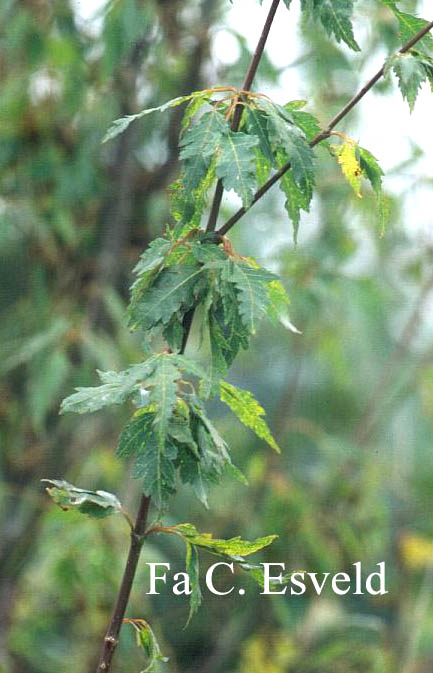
[[301, 0, 360, 51], [245, 107, 275, 165], [103, 92, 205, 143], [383, 3, 433, 53], [43, 479, 122, 519], [60, 361, 154, 414], [149, 355, 182, 452], [173, 523, 277, 557], [124, 619, 169, 673], [128, 415, 177, 510], [388, 52, 428, 111], [266, 279, 291, 325], [279, 166, 310, 243], [129, 264, 205, 333], [260, 99, 315, 199], [131, 238, 172, 284], [226, 261, 276, 334], [185, 542, 201, 624], [179, 108, 229, 189], [170, 354, 209, 382], [220, 381, 280, 453], [215, 130, 259, 207], [178, 395, 235, 507], [285, 101, 322, 143], [358, 146, 389, 233], [154, 520, 276, 621], [170, 163, 216, 238], [116, 355, 184, 509]]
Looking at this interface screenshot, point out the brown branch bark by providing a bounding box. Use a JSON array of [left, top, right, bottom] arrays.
[[205, 0, 281, 233], [95, 495, 151, 672], [217, 18, 433, 237]]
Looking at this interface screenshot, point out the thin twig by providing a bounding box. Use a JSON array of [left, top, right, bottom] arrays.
[[96, 495, 151, 672], [217, 18, 433, 237], [205, 0, 281, 233]]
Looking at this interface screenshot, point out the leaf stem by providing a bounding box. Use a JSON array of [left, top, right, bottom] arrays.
[[205, 0, 281, 233], [217, 17, 433, 237]]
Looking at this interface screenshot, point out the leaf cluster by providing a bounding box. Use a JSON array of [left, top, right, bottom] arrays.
[[61, 346, 278, 511]]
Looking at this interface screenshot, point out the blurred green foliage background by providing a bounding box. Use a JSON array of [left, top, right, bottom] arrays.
[[1, 1, 433, 672]]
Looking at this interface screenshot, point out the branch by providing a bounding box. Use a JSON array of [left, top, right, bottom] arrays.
[[95, 3, 281, 671], [95, 495, 151, 672], [205, 0, 281, 232], [217, 18, 433, 237]]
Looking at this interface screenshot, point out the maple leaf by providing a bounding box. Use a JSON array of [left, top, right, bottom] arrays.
[[219, 381, 280, 452], [331, 136, 363, 198], [301, 0, 360, 51], [179, 108, 229, 189], [215, 131, 259, 207]]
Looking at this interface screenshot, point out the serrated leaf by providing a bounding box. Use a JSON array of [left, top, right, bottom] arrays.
[[389, 52, 427, 111], [266, 280, 290, 324], [129, 264, 205, 332], [279, 167, 310, 243], [131, 238, 172, 287], [285, 101, 322, 143], [220, 381, 280, 453], [60, 361, 154, 414], [245, 107, 275, 164], [116, 409, 155, 459], [149, 355, 181, 450], [185, 542, 201, 624], [179, 108, 229, 189], [170, 353, 209, 382], [226, 261, 276, 334], [170, 162, 217, 238], [215, 131, 259, 207], [260, 99, 315, 199], [301, 0, 360, 51], [331, 136, 362, 197], [358, 146, 389, 234], [131, 424, 178, 510], [173, 523, 277, 557], [177, 396, 235, 508], [383, 3, 433, 53], [157, 520, 277, 622], [116, 356, 183, 509], [43, 479, 122, 519], [103, 93, 203, 143], [188, 394, 231, 461]]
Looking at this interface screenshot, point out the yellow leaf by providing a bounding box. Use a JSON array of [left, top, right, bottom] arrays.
[[332, 137, 362, 198]]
